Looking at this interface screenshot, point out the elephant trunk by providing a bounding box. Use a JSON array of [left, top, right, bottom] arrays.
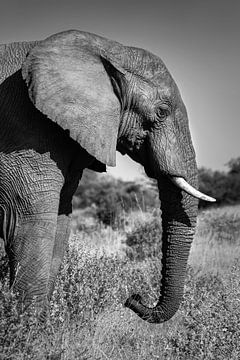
[[125, 173, 198, 323]]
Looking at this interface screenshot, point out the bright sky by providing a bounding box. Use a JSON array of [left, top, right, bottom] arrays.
[[1, 0, 239, 180]]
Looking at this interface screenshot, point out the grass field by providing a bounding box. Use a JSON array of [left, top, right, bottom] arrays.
[[1, 204, 240, 359]]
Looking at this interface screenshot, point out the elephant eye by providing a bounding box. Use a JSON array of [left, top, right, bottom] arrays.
[[156, 107, 168, 120]]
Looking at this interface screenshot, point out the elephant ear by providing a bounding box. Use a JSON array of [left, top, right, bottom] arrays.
[[22, 33, 124, 166]]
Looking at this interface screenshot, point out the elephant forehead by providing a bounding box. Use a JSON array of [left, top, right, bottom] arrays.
[[156, 81, 176, 98], [129, 47, 173, 82]]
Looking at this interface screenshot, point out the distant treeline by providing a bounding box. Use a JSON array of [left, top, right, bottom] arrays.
[[73, 157, 240, 225], [198, 157, 240, 208]]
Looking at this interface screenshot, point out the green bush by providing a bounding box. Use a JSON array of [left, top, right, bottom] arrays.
[[73, 170, 158, 226], [125, 217, 162, 260]]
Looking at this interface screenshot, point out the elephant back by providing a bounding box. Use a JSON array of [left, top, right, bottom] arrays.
[[0, 41, 39, 84]]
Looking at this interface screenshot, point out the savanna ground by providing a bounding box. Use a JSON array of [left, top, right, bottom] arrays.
[[1, 204, 240, 359]]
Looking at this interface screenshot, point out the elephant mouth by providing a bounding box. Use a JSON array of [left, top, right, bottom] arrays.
[[170, 176, 216, 202]]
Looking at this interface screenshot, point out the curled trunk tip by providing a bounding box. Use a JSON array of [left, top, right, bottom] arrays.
[[125, 294, 179, 324]]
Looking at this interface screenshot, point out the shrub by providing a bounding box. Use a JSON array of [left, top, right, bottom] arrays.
[[125, 217, 162, 260], [73, 169, 158, 226]]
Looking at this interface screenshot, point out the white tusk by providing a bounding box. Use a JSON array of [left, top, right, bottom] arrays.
[[170, 177, 216, 202]]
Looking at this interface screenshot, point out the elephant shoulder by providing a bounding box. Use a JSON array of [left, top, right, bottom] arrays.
[[0, 41, 40, 84]]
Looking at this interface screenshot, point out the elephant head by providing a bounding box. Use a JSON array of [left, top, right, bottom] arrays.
[[21, 30, 214, 323]]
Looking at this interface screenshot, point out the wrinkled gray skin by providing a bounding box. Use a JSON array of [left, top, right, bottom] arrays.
[[0, 30, 199, 323]]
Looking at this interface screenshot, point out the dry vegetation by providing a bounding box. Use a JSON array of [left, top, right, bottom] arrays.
[[1, 205, 240, 359]]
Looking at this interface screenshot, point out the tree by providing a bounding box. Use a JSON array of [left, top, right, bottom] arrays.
[[198, 157, 240, 208], [226, 157, 240, 175]]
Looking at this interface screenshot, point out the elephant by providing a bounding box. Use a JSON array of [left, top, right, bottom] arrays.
[[0, 30, 215, 324]]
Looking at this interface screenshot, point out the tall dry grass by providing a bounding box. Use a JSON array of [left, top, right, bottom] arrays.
[[1, 204, 240, 359], [189, 205, 240, 275]]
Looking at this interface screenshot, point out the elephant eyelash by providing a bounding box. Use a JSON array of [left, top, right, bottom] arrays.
[[155, 107, 169, 120], [154, 98, 172, 120]]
